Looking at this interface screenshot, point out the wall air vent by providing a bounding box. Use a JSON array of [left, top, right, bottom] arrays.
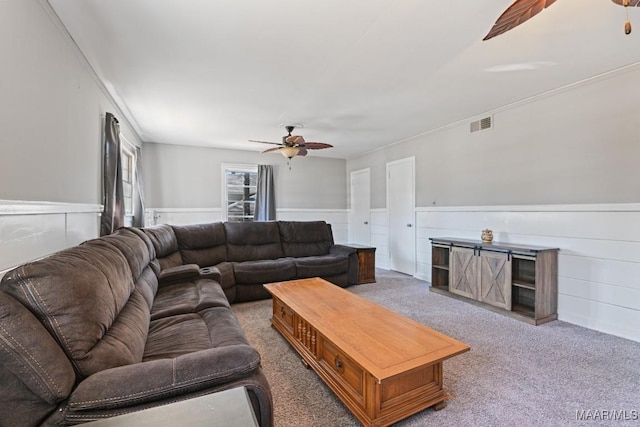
[[470, 116, 493, 133]]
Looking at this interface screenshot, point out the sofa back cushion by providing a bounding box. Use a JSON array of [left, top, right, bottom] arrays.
[[173, 222, 227, 267], [99, 227, 159, 310], [0, 291, 76, 427], [0, 239, 149, 380], [224, 221, 284, 262], [142, 224, 183, 274], [279, 221, 334, 257]]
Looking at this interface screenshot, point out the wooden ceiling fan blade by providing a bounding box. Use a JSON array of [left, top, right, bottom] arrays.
[[611, 0, 640, 6], [297, 147, 308, 157], [483, 0, 557, 41], [262, 147, 282, 153], [303, 142, 333, 150]]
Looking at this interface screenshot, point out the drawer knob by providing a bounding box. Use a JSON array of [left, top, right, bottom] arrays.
[[335, 358, 343, 370], [280, 307, 286, 318]]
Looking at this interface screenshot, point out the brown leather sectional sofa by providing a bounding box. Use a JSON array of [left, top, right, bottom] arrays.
[[0, 220, 356, 426]]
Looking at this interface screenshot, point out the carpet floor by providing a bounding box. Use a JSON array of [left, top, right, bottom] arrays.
[[232, 270, 640, 426]]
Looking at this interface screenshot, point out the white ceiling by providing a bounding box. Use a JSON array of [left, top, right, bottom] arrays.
[[48, 0, 640, 159]]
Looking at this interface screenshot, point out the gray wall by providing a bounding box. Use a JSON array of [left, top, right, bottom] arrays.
[[142, 142, 347, 209], [348, 66, 640, 208], [0, 0, 141, 205]]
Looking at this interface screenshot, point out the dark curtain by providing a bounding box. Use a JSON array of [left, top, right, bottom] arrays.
[[132, 146, 146, 227], [100, 113, 125, 236], [254, 164, 276, 221]]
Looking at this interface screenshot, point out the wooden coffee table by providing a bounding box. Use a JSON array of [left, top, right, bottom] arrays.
[[264, 278, 469, 427]]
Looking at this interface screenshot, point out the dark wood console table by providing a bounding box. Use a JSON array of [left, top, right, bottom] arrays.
[[344, 243, 376, 284]]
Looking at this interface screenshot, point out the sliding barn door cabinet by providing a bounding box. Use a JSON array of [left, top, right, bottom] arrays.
[[430, 238, 558, 325]]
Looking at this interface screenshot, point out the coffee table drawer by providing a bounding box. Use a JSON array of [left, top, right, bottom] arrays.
[[273, 297, 295, 335], [319, 337, 365, 401]]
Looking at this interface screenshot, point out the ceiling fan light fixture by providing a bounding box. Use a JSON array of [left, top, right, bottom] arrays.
[[280, 146, 300, 159]]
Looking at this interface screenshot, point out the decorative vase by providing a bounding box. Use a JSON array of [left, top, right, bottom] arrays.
[[481, 229, 493, 243]]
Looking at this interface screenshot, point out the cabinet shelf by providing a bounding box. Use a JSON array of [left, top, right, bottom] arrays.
[[511, 303, 535, 318], [430, 246, 450, 290], [429, 237, 558, 325], [512, 280, 535, 290]]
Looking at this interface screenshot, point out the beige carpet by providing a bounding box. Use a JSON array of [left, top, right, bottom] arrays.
[[233, 270, 640, 426]]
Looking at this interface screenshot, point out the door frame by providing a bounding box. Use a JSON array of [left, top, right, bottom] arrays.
[[386, 157, 415, 275]]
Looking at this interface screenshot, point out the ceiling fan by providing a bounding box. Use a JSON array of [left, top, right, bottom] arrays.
[[484, 0, 640, 41], [249, 126, 333, 160]]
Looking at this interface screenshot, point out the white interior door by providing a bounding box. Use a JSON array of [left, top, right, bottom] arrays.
[[387, 157, 415, 275], [351, 169, 371, 245]]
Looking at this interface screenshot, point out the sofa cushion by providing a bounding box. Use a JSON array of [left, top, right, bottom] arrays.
[[294, 255, 349, 278], [96, 229, 151, 282], [173, 222, 228, 267], [0, 291, 76, 427], [142, 224, 183, 273], [278, 221, 334, 257], [151, 279, 230, 321], [145, 307, 251, 360], [224, 222, 284, 262], [0, 240, 149, 380], [98, 228, 159, 305], [232, 258, 296, 285], [67, 344, 260, 413], [66, 307, 258, 412]]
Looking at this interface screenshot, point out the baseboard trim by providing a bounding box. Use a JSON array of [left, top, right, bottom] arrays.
[[414, 273, 428, 281]]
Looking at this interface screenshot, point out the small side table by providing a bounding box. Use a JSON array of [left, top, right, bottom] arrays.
[[79, 387, 259, 426], [345, 244, 376, 284]]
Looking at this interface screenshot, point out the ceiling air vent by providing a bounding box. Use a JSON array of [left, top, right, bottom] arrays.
[[470, 116, 492, 133]]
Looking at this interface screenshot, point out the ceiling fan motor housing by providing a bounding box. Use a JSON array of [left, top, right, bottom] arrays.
[[283, 125, 296, 145]]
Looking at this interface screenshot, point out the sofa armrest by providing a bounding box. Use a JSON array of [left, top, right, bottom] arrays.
[[329, 245, 359, 285], [158, 264, 201, 286], [68, 344, 261, 411], [329, 244, 357, 256], [200, 262, 235, 287]]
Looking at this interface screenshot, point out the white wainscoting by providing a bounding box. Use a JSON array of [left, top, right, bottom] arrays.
[[415, 204, 640, 342], [370, 209, 389, 270], [146, 208, 349, 243], [145, 208, 224, 226], [0, 200, 101, 276]]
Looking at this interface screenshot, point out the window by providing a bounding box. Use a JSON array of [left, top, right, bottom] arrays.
[[121, 143, 136, 216], [222, 164, 257, 222]]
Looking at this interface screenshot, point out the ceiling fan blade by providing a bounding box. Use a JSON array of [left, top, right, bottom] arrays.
[[611, 0, 640, 6], [303, 142, 333, 150], [252, 140, 282, 146], [285, 135, 305, 145], [483, 0, 557, 41], [297, 147, 308, 157], [262, 147, 282, 154]]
